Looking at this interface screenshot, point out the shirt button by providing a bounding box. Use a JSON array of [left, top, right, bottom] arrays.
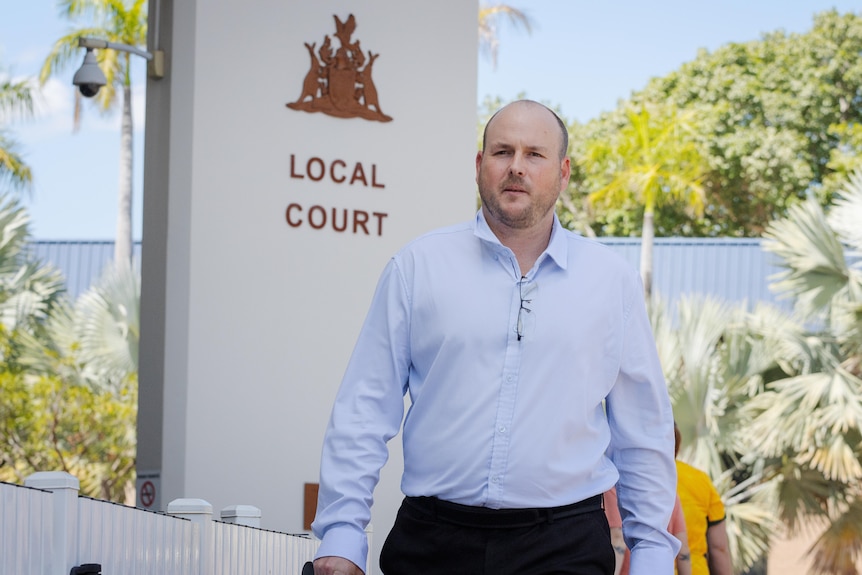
[[492, 476, 500, 483], [506, 375, 513, 382], [498, 426, 506, 433]]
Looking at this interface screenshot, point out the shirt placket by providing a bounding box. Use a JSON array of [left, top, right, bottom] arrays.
[[486, 255, 528, 507]]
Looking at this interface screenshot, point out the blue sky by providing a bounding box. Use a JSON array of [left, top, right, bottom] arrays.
[[1, 0, 859, 239]]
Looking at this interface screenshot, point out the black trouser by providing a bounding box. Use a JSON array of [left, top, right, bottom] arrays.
[[380, 496, 614, 575]]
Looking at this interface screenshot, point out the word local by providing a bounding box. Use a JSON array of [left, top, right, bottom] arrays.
[[286, 203, 388, 236], [290, 154, 385, 188]]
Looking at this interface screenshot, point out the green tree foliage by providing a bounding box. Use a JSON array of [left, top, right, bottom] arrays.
[[0, 193, 138, 503], [0, 371, 136, 502], [569, 10, 862, 238]]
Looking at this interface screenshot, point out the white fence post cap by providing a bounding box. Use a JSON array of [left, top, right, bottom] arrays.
[[167, 498, 213, 514], [221, 505, 262, 527], [24, 471, 80, 491], [220, 505, 261, 519]]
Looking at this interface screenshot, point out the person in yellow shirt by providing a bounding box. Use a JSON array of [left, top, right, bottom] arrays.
[[675, 423, 732, 575]]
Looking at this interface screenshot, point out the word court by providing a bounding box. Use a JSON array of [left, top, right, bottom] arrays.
[[286, 153, 389, 236]]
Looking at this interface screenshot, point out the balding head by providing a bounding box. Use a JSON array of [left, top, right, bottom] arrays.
[[482, 100, 568, 161]]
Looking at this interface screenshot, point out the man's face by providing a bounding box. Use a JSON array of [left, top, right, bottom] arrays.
[[476, 102, 570, 232]]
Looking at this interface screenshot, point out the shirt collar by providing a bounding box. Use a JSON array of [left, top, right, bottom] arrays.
[[472, 210, 569, 271]]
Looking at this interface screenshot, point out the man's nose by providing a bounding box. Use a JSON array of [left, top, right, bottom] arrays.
[[508, 152, 526, 176]]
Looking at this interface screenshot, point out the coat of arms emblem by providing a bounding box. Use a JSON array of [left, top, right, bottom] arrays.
[[286, 14, 392, 123]]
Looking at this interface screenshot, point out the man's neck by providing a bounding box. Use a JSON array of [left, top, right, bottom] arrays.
[[485, 210, 554, 276]]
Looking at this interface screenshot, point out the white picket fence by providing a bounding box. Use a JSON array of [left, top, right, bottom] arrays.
[[1, 471, 326, 575]]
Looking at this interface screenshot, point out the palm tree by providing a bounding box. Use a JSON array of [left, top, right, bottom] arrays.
[[0, 194, 66, 345], [0, 74, 34, 190], [478, 3, 532, 70], [584, 104, 707, 300], [651, 294, 779, 572], [40, 0, 148, 265], [653, 172, 862, 574], [744, 170, 862, 574]]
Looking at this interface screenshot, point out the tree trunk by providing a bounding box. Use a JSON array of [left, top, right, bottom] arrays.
[[115, 82, 133, 264], [640, 210, 655, 301]]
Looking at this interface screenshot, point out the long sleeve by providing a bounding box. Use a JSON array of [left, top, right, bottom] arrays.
[[606, 273, 680, 574], [311, 259, 411, 570]]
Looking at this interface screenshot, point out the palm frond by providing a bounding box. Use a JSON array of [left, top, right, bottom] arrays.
[[11, 300, 83, 381], [0, 133, 32, 190], [74, 261, 139, 384], [670, 295, 741, 476], [0, 74, 34, 189], [0, 261, 68, 330], [0, 193, 30, 262], [725, 498, 779, 572], [829, 169, 862, 254], [808, 495, 862, 575], [478, 4, 532, 70], [763, 196, 854, 321], [0, 77, 34, 119]]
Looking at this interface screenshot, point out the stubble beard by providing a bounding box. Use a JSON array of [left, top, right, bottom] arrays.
[[479, 175, 559, 230]]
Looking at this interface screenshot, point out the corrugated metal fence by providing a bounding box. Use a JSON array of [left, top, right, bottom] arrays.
[[26, 238, 788, 308], [26, 240, 142, 300], [1, 472, 322, 575], [598, 237, 787, 310]]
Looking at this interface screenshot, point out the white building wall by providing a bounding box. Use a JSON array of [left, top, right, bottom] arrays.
[[138, 2, 478, 574]]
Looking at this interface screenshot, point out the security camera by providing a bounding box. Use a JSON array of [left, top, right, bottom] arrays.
[[77, 82, 102, 98], [72, 48, 107, 98]]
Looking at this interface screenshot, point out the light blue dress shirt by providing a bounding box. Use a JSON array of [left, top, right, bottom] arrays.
[[313, 211, 680, 573]]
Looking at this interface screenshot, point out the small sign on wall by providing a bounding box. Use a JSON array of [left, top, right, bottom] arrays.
[[136, 470, 161, 510]]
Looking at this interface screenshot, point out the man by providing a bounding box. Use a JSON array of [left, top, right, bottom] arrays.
[[311, 100, 679, 574], [675, 425, 732, 575]]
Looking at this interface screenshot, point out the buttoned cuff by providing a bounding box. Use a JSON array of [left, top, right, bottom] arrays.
[[314, 524, 368, 574]]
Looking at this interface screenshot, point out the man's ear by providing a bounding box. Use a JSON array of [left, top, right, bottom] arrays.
[[559, 157, 571, 192]]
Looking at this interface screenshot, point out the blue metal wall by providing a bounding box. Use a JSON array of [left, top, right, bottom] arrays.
[[27, 240, 143, 300], [26, 238, 788, 309], [599, 237, 789, 310]]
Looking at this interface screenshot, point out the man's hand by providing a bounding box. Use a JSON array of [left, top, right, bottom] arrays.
[[312, 556, 364, 575]]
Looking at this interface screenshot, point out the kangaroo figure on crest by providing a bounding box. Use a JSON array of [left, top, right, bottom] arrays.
[[295, 42, 321, 103], [359, 52, 383, 115]]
